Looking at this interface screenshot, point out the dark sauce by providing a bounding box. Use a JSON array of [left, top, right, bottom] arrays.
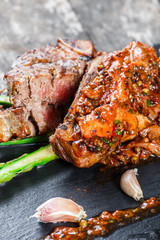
[[42, 197, 160, 240]]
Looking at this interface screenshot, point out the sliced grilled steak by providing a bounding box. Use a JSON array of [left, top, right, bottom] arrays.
[[7, 39, 95, 109], [1, 39, 95, 142], [51, 42, 160, 168], [0, 107, 35, 142]]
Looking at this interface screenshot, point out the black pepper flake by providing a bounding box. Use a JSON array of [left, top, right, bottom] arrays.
[[139, 106, 143, 114], [88, 146, 96, 152], [79, 55, 91, 61], [59, 125, 67, 130], [69, 141, 73, 146]]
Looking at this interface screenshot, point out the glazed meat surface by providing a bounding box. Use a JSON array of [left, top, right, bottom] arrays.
[[0, 39, 95, 142], [51, 41, 160, 168]]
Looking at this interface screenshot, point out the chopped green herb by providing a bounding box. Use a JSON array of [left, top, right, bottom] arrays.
[[115, 119, 120, 124], [128, 109, 133, 113], [120, 213, 123, 217], [97, 147, 101, 153], [143, 88, 149, 96], [113, 136, 117, 142], [152, 61, 156, 66], [115, 130, 121, 135], [147, 99, 152, 107], [109, 218, 114, 223], [109, 143, 113, 147], [103, 138, 109, 144]]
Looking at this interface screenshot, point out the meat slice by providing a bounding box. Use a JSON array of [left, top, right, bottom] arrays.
[[1, 39, 95, 141], [51, 41, 160, 168], [0, 107, 35, 142]]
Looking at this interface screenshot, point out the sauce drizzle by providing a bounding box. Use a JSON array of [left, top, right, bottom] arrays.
[[42, 196, 160, 240]]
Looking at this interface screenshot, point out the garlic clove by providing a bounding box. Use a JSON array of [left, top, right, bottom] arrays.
[[120, 168, 143, 201], [31, 197, 87, 223]]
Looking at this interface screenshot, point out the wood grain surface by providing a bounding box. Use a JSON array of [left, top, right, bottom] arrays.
[[0, 1, 160, 240]]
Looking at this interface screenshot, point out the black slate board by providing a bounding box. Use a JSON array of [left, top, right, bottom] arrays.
[[0, 1, 160, 239], [0, 144, 160, 240]]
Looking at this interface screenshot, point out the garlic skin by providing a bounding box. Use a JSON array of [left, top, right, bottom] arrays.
[[120, 168, 143, 201], [31, 197, 87, 223]]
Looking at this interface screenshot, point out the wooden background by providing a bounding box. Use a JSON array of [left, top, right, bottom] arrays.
[[0, 1, 160, 240]]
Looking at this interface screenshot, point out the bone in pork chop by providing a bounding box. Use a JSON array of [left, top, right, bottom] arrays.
[[51, 42, 160, 168], [0, 39, 95, 142]]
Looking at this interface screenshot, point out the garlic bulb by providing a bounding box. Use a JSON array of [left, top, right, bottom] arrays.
[[31, 197, 87, 223], [120, 168, 143, 201]]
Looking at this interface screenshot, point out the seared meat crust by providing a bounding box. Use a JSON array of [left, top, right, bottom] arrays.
[[51, 42, 160, 168], [1, 39, 95, 142]]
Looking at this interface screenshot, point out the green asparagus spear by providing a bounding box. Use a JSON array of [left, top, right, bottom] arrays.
[[0, 133, 51, 146], [0, 95, 12, 108], [0, 144, 59, 184]]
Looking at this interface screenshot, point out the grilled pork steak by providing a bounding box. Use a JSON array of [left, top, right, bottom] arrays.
[[0, 39, 95, 142], [51, 42, 160, 168]]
